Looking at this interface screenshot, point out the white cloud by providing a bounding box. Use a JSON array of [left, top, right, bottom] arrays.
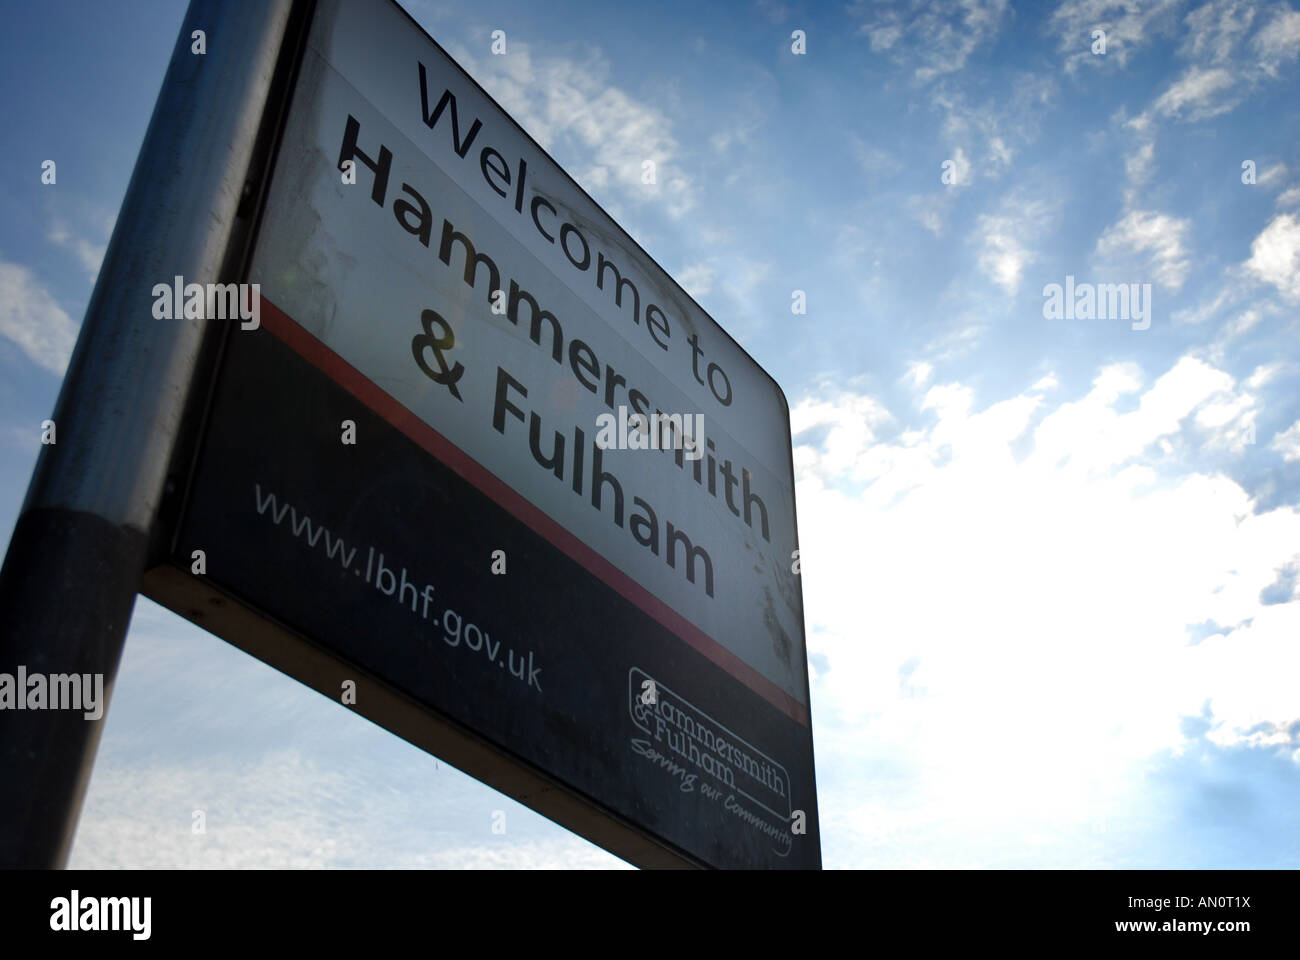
[[978, 217, 1033, 295], [911, 82, 1056, 240], [1050, 0, 1182, 73], [793, 354, 1300, 862], [1257, 161, 1288, 189], [930, 75, 1056, 183], [1253, 4, 1300, 74], [792, 391, 893, 480], [1153, 65, 1238, 120], [1063, 1, 1297, 125], [1273, 420, 1300, 462], [0, 261, 78, 374], [1244, 213, 1300, 302], [923, 320, 987, 362], [1172, 281, 1236, 327], [908, 191, 950, 236], [1181, 0, 1259, 64], [1095, 209, 1193, 291], [1204, 305, 1266, 363], [676, 262, 715, 298], [1245, 361, 1285, 390], [851, 0, 1011, 83], [48, 220, 107, 280], [1032, 357, 1246, 472], [947, 145, 972, 186], [905, 361, 933, 388], [865, 22, 903, 52], [987, 135, 1013, 167], [975, 191, 1059, 295], [1277, 185, 1300, 209], [1125, 138, 1156, 185]]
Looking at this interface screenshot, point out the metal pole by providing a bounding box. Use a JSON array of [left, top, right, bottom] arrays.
[[0, 0, 298, 867]]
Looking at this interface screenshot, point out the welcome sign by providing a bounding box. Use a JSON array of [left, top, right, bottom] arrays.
[[149, 0, 820, 867]]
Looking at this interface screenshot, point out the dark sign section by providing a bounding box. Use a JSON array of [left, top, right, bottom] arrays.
[[169, 317, 820, 868]]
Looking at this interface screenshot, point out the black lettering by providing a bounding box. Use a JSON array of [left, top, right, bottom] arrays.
[[602, 364, 627, 409], [339, 115, 391, 206], [479, 146, 511, 197], [687, 332, 706, 385], [528, 413, 564, 479], [666, 523, 714, 598], [508, 280, 563, 363], [707, 362, 733, 405], [393, 183, 433, 246], [590, 444, 624, 527], [596, 252, 640, 322], [568, 338, 600, 393], [439, 220, 501, 298], [531, 195, 557, 242], [743, 470, 770, 541], [630, 497, 659, 554], [418, 66, 483, 157], [492, 368, 527, 434], [719, 460, 741, 517], [645, 303, 670, 350], [560, 222, 591, 270]]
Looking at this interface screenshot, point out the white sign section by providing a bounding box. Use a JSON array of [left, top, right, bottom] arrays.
[[249, 0, 808, 719]]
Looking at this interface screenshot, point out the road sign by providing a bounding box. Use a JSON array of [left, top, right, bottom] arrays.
[[146, 0, 820, 867]]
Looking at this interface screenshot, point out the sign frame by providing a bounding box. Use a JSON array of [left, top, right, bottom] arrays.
[[141, 0, 821, 870]]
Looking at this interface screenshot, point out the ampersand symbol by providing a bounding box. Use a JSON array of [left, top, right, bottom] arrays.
[[411, 308, 465, 400]]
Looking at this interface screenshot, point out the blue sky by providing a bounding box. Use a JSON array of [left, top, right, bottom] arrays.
[[2, 0, 1299, 867]]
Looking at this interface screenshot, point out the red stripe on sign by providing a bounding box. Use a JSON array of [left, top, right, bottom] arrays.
[[257, 297, 809, 727]]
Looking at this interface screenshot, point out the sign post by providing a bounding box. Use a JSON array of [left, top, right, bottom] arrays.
[[0, 0, 305, 867]]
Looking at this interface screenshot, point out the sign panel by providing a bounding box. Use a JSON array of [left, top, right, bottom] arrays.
[[155, 0, 819, 867]]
